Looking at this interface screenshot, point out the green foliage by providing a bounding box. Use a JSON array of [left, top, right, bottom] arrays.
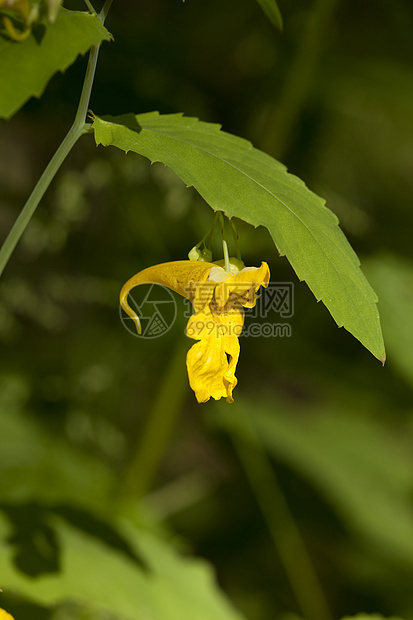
[[1, 1, 411, 619], [0, 306, 245, 620], [0, 8, 111, 120], [92, 112, 385, 362], [0, 505, 245, 620]]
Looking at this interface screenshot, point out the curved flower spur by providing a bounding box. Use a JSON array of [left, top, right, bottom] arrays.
[[120, 259, 270, 403]]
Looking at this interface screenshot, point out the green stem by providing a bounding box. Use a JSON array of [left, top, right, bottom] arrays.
[[83, 0, 96, 14], [119, 342, 189, 504], [99, 0, 114, 22], [222, 239, 231, 272], [229, 219, 242, 260], [203, 211, 219, 250], [0, 123, 86, 278], [233, 408, 332, 620], [0, 0, 113, 278], [218, 213, 231, 271]]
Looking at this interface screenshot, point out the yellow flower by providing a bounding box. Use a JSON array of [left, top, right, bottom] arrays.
[[120, 259, 270, 403], [0, 608, 15, 620]]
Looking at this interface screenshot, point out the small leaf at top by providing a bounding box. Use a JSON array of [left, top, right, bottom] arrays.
[[254, 0, 283, 30], [92, 112, 385, 362], [0, 8, 112, 120]]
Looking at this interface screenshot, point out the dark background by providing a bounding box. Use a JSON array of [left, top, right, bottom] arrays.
[[1, 0, 413, 618]]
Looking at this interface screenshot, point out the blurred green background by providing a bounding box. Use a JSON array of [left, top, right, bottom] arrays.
[[1, 0, 413, 619]]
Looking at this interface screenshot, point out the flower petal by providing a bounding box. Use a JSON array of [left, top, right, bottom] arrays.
[[186, 333, 239, 403], [186, 306, 243, 403], [186, 306, 244, 341], [214, 261, 270, 309], [120, 259, 270, 403], [208, 265, 232, 282], [120, 260, 216, 332]]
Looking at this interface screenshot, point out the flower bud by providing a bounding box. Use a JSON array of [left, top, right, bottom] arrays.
[[188, 246, 213, 262]]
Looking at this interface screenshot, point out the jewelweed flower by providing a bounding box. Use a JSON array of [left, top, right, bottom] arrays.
[[0, 609, 15, 620], [120, 260, 270, 403]]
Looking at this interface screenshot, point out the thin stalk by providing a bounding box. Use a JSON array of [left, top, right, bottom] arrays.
[[0, 0, 113, 278], [83, 0, 96, 14], [219, 213, 231, 271], [229, 219, 242, 261], [222, 239, 231, 272], [204, 211, 219, 250], [233, 408, 332, 620], [118, 342, 189, 504], [99, 0, 114, 22], [0, 124, 85, 278]]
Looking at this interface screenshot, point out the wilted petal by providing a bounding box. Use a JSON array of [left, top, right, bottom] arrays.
[[186, 306, 242, 403], [186, 332, 239, 403]]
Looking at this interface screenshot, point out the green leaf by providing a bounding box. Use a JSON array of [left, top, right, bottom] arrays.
[[0, 8, 112, 120], [92, 112, 385, 361], [254, 0, 283, 30], [0, 507, 247, 620]]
